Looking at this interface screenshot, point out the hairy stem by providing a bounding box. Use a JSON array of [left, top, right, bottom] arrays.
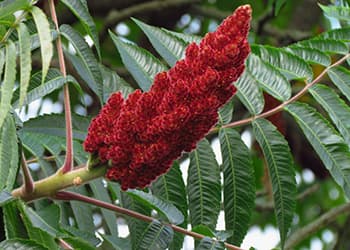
[[12, 164, 106, 202], [20, 152, 34, 195], [49, 0, 74, 173], [54, 191, 243, 250], [211, 53, 350, 133]]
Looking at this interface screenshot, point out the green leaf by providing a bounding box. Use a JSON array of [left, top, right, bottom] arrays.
[[275, 0, 287, 15], [0, 114, 19, 192], [17, 23, 32, 109], [188, 139, 221, 230], [127, 189, 184, 225], [101, 235, 131, 250], [253, 118, 296, 247], [60, 236, 96, 250], [234, 69, 264, 115], [328, 66, 350, 103], [195, 237, 225, 250], [319, 27, 350, 41], [252, 45, 313, 81], [0, 191, 14, 206], [294, 39, 349, 55], [110, 32, 167, 91], [162, 29, 202, 44], [219, 128, 255, 245], [0, 49, 4, 80], [137, 220, 173, 250], [12, 69, 75, 108], [286, 102, 350, 199], [0, 0, 30, 20], [90, 179, 118, 236], [319, 4, 350, 22], [151, 162, 187, 250], [218, 100, 234, 125], [0, 41, 16, 129], [61, 224, 100, 247], [0, 239, 48, 250], [101, 66, 134, 102], [60, 24, 103, 101], [247, 54, 291, 101], [287, 47, 331, 66], [31, 6, 53, 83], [61, 0, 101, 59], [3, 200, 28, 239], [192, 225, 215, 237], [133, 18, 187, 65], [20, 113, 90, 141], [70, 187, 95, 232], [309, 84, 350, 145]]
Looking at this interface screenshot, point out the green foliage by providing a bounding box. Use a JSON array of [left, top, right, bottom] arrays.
[[2, 1, 350, 250]]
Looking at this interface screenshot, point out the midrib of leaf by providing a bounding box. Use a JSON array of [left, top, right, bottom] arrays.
[[254, 121, 285, 237], [159, 176, 170, 201], [222, 129, 237, 232], [194, 149, 204, 225], [287, 107, 350, 190]]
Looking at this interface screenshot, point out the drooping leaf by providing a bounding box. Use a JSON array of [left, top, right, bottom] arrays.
[[101, 235, 131, 250], [0, 239, 48, 250], [17, 23, 32, 109], [60, 24, 103, 101], [127, 189, 184, 225], [0, 41, 16, 129], [70, 187, 95, 232], [195, 237, 225, 250], [31, 6, 53, 83], [287, 47, 331, 66], [219, 128, 255, 245], [110, 32, 167, 91], [328, 66, 350, 103], [285, 102, 350, 199], [60, 236, 96, 250], [12, 69, 76, 108], [252, 45, 313, 81], [133, 18, 187, 65], [319, 4, 350, 22], [61, 0, 101, 59], [0, 114, 19, 192], [218, 100, 234, 125], [294, 39, 349, 55], [151, 162, 187, 250], [0, 0, 30, 21], [90, 179, 118, 236], [234, 69, 264, 115], [253, 118, 296, 247], [187, 139, 221, 231], [61, 224, 100, 247], [3, 200, 27, 239], [137, 220, 173, 250], [310, 84, 350, 145], [247, 54, 291, 101]]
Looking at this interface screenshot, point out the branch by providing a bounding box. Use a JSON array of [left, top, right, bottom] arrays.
[[53, 191, 244, 250], [285, 202, 350, 250], [99, 0, 200, 41], [211, 53, 350, 133], [49, 0, 74, 174], [11, 164, 106, 202]]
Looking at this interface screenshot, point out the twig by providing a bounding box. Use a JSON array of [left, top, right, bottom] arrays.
[[49, 0, 74, 173], [20, 152, 34, 194], [285, 202, 350, 250], [53, 191, 244, 250], [211, 53, 350, 133], [99, 0, 200, 41]]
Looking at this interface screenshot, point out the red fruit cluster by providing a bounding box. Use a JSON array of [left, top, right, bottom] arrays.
[[84, 5, 252, 190]]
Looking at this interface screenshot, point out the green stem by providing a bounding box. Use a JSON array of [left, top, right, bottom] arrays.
[[11, 164, 106, 202]]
